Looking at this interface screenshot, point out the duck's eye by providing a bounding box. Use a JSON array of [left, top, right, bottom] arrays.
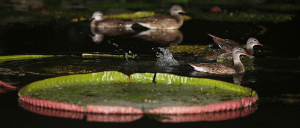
[[239, 48, 242, 50], [254, 39, 257, 41]]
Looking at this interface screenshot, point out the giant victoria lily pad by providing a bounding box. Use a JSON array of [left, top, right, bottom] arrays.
[[19, 71, 257, 114], [20, 101, 257, 122]]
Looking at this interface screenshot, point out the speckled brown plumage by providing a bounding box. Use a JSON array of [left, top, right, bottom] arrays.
[[90, 11, 135, 28], [188, 47, 247, 74], [207, 34, 263, 60], [208, 34, 240, 53], [188, 63, 237, 74], [136, 5, 185, 29], [208, 34, 240, 48]]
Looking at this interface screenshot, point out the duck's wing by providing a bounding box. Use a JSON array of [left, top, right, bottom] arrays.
[[139, 14, 176, 22], [207, 50, 234, 60], [208, 34, 241, 47], [137, 14, 181, 29], [188, 63, 236, 74]]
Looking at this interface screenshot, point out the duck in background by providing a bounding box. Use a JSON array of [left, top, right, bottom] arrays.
[[188, 47, 247, 74], [136, 5, 185, 29], [207, 34, 263, 60], [90, 11, 135, 28]]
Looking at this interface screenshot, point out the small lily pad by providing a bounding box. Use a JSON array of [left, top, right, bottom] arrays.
[[168, 45, 206, 55], [104, 11, 191, 21], [0, 55, 56, 63]]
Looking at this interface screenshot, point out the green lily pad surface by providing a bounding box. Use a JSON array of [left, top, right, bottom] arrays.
[[23, 82, 247, 111], [19, 71, 257, 114], [0, 55, 56, 63], [194, 11, 292, 23], [168, 45, 207, 55]]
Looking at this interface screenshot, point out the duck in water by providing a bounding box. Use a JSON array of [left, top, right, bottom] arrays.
[[207, 34, 263, 60], [90, 11, 135, 28], [188, 47, 247, 74], [136, 5, 185, 29]]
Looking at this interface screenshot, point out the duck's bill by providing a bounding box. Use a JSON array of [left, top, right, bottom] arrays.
[[243, 51, 248, 56], [89, 17, 94, 20], [181, 10, 186, 13], [257, 42, 263, 46]]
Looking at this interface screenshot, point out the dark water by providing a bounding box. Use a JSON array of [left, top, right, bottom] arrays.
[[1, 15, 300, 128]]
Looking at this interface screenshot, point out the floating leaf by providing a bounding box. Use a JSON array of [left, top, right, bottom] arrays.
[[104, 11, 191, 21], [0, 55, 56, 63], [19, 71, 258, 114], [168, 45, 206, 55], [194, 11, 293, 22]]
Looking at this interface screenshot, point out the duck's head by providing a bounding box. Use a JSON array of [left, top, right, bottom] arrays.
[[247, 38, 263, 48], [90, 11, 104, 21], [233, 47, 247, 56], [170, 5, 185, 15]]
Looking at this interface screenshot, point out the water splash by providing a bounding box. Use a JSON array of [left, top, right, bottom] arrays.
[[125, 50, 137, 61], [156, 47, 179, 66]]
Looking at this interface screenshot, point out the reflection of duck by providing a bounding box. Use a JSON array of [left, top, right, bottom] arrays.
[[188, 47, 247, 74], [133, 29, 183, 46], [90, 27, 135, 43], [90, 11, 135, 28], [207, 34, 263, 60], [91, 27, 135, 36], [89, 34, 104, 43], [136, 5, 185, 29], [232, 74, 244, 85]]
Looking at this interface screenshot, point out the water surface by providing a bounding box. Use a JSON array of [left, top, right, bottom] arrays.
[[1, 1, 300, 127]]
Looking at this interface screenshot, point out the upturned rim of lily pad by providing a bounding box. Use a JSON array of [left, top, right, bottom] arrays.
[[19, 100, 256, 123], [19, 71, 258, 115]]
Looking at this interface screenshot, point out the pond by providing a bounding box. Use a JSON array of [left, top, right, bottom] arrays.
[[1, 0, 300, 127]]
